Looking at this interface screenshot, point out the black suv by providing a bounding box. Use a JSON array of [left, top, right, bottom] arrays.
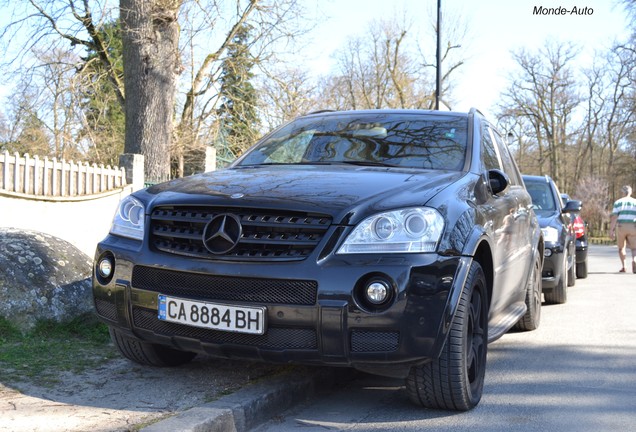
[[93, 109, 543, 411], [523, 175, 581, 304]]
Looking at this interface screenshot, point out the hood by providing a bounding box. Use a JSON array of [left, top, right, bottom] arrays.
[[534, 210, 561, 229], [142, 165, 464, 225]]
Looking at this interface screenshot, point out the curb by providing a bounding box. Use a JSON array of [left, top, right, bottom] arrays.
[[140, 366, 342, 432]]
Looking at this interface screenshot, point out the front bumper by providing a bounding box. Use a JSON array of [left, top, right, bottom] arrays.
[[541, 245, 564, 290], [92, 234, 469, 376]]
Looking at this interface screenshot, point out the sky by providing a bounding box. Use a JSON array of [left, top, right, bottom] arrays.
[[302, 0, 631, 119], [0, 0, 630, 122]]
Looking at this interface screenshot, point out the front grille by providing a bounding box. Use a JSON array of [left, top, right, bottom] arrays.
[[132, 266, 318, 306], [150, 206, 332, 261], [133, 308, 317, 349], [350, 330, 399, 352]]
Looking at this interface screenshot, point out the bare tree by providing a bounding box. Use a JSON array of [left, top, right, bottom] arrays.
[[578, 57, 607, 180], [0, 46, 88, 160], [1, 80, 51, 156], [0, 0, 311, 177], [35, 48, 86, 160], [600, 43, 636, 198], [499, 38, 636, 204], [324, 20, 424, 110], [257, 67, 320, 128], [318, 8, 467, 111], [0, 0, 124, 102], [171, 1, 312, 173], [621, 0, 636, 36], [173, 0, 258, 176], [0, 112, 9, 146], [498, 41, 581, 189], [574, 176, 610, 236], [0, 0, 120, 161]]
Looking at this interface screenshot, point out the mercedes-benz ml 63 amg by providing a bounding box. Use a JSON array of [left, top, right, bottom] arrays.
[[93, 109, 543, 411]]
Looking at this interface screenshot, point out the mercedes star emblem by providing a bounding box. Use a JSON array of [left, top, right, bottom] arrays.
[[202, 213, 243, 254]]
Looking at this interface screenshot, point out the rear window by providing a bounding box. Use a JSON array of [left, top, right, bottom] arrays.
[[238, 113, 468, 171]]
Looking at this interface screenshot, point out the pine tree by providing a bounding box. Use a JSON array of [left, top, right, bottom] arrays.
[[14, 110, 51, 157], [78, 20, 125, 166], [217, 24, 261, 162]]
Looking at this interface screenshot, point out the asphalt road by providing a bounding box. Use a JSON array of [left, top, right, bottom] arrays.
[[252, 244, 636, 432]]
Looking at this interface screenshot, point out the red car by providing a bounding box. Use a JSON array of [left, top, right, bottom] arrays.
[[562, 193, 588, 279]]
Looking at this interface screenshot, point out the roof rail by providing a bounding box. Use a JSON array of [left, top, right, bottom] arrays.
[[305, 109, 335, 115], [469, 107, 484, 116]]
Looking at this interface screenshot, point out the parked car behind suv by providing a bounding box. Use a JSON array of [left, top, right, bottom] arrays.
[[561, 193, 589, 279], [523, 175, 581, 304], [93, 109, 543, 411]]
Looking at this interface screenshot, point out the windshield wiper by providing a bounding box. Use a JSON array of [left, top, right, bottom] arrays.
[[234, 162, 295, 168], [335, 160, 401, 168], [236, 160, 401, 168], [289, 160, 401, 168]]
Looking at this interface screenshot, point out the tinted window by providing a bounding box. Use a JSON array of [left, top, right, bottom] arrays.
[[238, 113, 468, 171], [481, 126, 500, 171], [490, 128, 521, 185]]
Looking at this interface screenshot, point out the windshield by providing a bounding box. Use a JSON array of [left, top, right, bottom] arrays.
[[526, 181, 556, 212], [236, 113, 468, 171]]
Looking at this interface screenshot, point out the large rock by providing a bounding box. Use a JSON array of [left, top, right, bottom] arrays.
[[0, 228, 94, 333]]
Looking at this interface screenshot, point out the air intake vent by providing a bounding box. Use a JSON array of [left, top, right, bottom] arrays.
[[132, 266, 318, 306], [351, 330, 399, 352]]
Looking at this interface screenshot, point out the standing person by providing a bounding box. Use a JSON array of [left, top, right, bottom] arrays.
[[609, 185, 636, 273]]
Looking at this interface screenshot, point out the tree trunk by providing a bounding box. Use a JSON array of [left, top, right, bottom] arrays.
[[120, 0, 181, 183]]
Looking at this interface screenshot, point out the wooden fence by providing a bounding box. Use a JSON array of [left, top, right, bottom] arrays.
[[0, 152, 127, 198]]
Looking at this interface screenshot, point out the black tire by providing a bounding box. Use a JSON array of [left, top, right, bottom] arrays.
[[406, 261, 488, 411], [514, 252, 542, 331], [567, 248, 576, 287], [545, 251, 568, 304], [576, 259, 588, 279], [109, 327, 197, 367]]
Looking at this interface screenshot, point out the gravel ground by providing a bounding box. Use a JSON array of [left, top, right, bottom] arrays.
[[0, 354, 290, 432]]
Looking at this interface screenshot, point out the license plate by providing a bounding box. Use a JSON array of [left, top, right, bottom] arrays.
[[158, 295, 266, 335]]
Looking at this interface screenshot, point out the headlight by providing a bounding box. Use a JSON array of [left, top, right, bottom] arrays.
[[110, 195, 145, 240], [541, 226, 559, 243], [337, 208, 444, 254]]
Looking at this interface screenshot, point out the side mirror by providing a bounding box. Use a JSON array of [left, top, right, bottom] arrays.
[[488, 169, 510, 195], [563, 199, 582, 214]]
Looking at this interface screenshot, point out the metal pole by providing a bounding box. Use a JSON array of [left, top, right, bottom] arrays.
[[435, 0, 441, 110]]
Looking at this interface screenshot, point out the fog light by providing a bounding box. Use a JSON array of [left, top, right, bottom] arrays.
[[366, 280, 390, 304], [98, 257, 113, 278], [544, 248, 553, 257]]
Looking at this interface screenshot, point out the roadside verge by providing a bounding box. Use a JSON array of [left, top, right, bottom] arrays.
[[142, 366, 344, 432]]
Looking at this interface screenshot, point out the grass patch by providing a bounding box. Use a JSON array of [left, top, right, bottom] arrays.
[[0, 314, 117, 386]]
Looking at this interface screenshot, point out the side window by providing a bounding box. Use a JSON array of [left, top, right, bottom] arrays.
[[490, 129, 521, 186], [481, 125, 501, 171]]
